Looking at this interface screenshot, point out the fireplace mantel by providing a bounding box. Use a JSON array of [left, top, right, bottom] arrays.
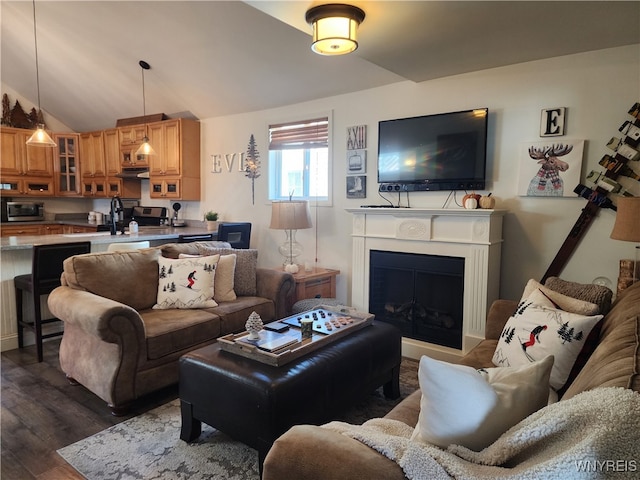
[[346, 207, 506, 361]]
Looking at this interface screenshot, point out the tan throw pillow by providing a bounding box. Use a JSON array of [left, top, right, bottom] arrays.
[[544, 276, 613, 314], [153, 255, 219, 309], [179, 253, 237, 302], [196, 247, 257, 296]]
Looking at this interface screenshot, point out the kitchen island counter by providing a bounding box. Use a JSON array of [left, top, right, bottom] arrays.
[[1, 226, 214, 251]]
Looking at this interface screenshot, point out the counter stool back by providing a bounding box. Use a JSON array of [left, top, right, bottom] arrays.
[[14, 241, 91, 362]]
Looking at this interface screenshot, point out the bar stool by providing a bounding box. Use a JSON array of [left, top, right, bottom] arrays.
[[107, 241, 150, 251], [14, 241, 91, 362]]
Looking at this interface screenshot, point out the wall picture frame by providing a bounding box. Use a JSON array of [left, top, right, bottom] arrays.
[[347, 125, 366, 150], [347, 149, 366, 174], [346, 175, 366, 198]]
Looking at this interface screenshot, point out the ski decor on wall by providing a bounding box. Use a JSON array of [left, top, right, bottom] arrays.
[[346, 125, 367, 198]]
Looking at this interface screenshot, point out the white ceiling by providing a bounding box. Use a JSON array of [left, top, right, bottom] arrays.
[[2, 1, 638, 132]]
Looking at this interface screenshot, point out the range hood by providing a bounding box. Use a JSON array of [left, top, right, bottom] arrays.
[[116, 167, 149, 179]]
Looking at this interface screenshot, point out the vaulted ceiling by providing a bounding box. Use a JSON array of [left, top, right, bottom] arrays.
[[2, 1, 638, 132]]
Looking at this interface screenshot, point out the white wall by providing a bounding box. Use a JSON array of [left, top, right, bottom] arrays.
[[101, 45, 640, 302]]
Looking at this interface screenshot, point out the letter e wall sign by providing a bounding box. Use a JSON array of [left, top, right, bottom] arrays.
[[540, 107, 566, 137]]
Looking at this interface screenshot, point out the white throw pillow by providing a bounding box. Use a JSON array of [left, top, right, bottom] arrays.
[[153, 255, 219, 309], [179, 253, 237, 302], [411, 355, 553, 451], [492, 294, 602, 390]]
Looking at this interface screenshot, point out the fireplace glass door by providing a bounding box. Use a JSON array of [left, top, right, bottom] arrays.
[[369, 250, 464, 349]]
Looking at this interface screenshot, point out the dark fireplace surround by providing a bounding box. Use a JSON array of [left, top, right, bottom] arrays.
[[369, 250, 464, 349]]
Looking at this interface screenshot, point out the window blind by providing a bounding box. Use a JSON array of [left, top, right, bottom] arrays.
[[269, 117, 328, 150]]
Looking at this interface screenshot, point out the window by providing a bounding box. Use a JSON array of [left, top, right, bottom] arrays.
[[268, 117, 330, 202]]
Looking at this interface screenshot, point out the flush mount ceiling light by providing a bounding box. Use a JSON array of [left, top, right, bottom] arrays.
[[26, 0, 56, 147], [305, 3, 365, 56], [134, 60, 156, 157]]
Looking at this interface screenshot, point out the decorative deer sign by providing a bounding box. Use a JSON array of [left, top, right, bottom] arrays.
[[527, 143, 573, 196]]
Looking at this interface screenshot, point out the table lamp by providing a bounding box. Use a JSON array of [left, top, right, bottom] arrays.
[[610, 196, 640, 287], [270, 200, 312, 273]]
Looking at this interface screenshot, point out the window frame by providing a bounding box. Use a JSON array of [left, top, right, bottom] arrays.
[[267, 112, 333, 206]]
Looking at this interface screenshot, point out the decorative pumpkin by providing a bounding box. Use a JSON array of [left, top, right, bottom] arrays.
[[463, 193, 481, 209], [479, 194, 496, 209]]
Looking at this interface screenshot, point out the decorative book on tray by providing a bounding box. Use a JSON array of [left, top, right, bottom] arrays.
[[236, 330, 299, 352]]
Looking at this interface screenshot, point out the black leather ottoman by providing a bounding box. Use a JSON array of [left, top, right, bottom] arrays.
[[179, 321, 401, 468]]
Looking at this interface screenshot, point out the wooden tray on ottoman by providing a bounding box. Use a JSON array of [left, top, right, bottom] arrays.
[[218, 306, 374, 366]]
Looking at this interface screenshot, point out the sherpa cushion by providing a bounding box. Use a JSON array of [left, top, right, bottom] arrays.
[[153, 255, 219, 309], [521, 279, 600, 315], [411, 355, 553, 452], [544, 276, 613, 314]]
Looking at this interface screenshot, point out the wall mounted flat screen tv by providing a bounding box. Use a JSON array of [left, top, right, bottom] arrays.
[[377, 108, 488, 191]]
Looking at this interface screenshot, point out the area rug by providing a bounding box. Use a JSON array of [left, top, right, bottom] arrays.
[[57, 358, 419, 480]]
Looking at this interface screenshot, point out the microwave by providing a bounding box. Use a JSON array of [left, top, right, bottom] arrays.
[[6, 201, 45, 222]]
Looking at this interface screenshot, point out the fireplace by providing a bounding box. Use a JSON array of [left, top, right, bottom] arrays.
[[347, 207, 505, 361], [369, 250, 464, 349]]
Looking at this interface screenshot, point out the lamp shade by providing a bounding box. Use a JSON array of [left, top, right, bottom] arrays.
[[305, 4, 365, 55], [26, 125, 56, 147], [611, 197, 640, 242], [270, 201, 312, 230]]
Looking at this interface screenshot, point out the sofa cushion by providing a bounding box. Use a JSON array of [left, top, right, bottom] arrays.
[[140, 308, 221, 360], [544, 276, 613, 314], [197, 247, 258, 296], [153, 255, 219, 309], [522, 279, 600, 315], [562, 281, 640, 399], [62, 249, 160, 311], [411, 355, 553, 451], [205, 296, 275, 335], [492, 291, 602, 391], [180, 253, 238, 303]]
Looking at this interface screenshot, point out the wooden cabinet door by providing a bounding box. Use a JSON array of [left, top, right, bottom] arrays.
[[80, 131, 106, 177], [147, 122, 165, 175], [1, 224, 43, 237], [42, 224, 64, 235], [82, 178, 107, 197], [0, 128, 23, 176], [0, 127, 53, 177], [103, 129, 121, 176], [53, 134, 82, 196], [148, 120, 181, 176]]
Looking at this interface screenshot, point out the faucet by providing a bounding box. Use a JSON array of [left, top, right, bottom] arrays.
[[110, 195, 125, 235]]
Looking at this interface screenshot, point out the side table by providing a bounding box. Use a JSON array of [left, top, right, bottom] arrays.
[[275, 266, 340, 312]]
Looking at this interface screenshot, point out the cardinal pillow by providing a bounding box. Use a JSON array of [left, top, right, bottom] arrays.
[[153, 255, 219, 309], [492, 289, 602, 391]]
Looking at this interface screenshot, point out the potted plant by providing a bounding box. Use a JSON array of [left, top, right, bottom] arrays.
[[204, 211, 219, 231]]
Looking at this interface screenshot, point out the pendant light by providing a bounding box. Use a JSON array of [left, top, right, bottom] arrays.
[[305, 4, 365, 56], [26, 0, 56, 147], [134, 60, 156, 157]]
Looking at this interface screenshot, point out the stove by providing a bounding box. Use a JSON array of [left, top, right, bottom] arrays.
[[131, 206, 168, 226]]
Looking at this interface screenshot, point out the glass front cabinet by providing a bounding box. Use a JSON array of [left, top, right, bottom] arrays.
[[53, 134, 82, 196]]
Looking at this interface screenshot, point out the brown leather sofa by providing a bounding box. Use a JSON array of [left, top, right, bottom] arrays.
[[47, 241, 294, 415], [263, 279, 639, 480]]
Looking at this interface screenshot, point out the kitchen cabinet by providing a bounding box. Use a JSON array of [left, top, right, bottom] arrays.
[[1, 127, 55, 178], [119, 125, 148, 168], [103, 129, 121, 177], [41, 224, 64, 235], [82, 178, 107, 197], [0, 177, 55, 196], [106, 177, 140, 199], [62, 225, 99, 234], [53, 133, 82, 196], [148, 118, 201, 200], [0, 224, 43, 237], [80, 131, 107, 177]]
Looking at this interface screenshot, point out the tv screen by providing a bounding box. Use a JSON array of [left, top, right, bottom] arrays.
[[377, 108, 488, 191]]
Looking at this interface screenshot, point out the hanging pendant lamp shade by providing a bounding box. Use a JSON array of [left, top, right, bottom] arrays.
[[134, 60, 156, 157], [305, 4, 365, 55], [26, 0, 56, 147]]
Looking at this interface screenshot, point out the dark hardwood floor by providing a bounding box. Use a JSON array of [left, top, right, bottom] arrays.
[[1, 339, 177, 480]]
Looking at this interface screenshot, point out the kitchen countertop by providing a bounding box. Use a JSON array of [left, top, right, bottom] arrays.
[[0, 226, 215, 251]]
